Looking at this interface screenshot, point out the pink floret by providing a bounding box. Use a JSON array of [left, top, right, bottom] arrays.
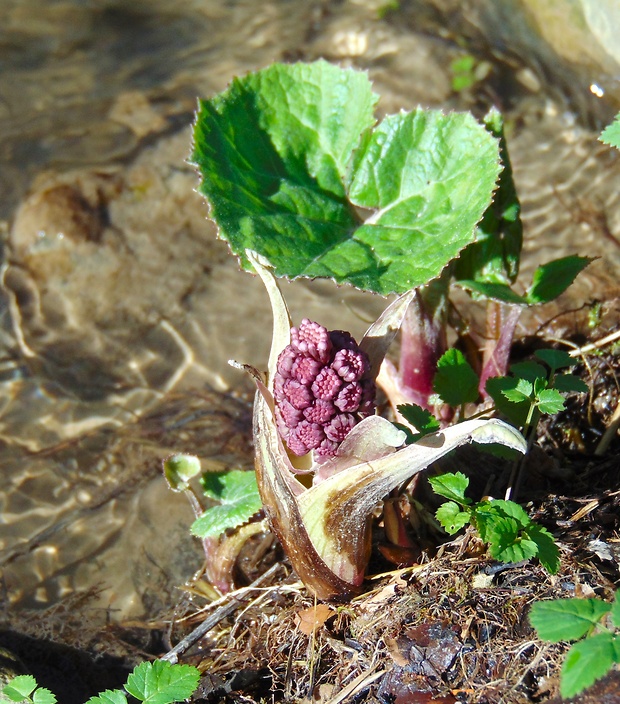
[[288, 420, 325, 455], [315, 438, 339, 457], [291, 355, 322, 385], [332, 348, 368, 382], [276, 345, 297, 378], [291, 319, 332, 363], [311, 368, 342, 401], [303, 399, 336, 424], [278, 398, 304, 427], [283, 379, 313, 410], [324, 413, 356, 443], [334, 382, 363, 412]]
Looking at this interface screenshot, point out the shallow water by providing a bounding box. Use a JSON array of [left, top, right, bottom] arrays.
[[1, 0, 619, 625]]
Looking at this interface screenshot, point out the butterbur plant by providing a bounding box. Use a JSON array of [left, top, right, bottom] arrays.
[[187, 60, 591, 600], [231, 252, 526, 600]]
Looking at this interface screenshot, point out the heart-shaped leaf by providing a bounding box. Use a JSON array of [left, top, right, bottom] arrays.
[[192, 61, 501, 294]]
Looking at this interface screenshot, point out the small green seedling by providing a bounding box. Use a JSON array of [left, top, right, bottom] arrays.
[[530, 590, 620, 698], [449, 54, 490, 93], [0, 676, 56, 704], [191, 469, 262, 539], [429, 471, 560, 574], [486, 348, 588, 430], [163, 453, 261, 541], [397, 346, 587, 433], [0, 661, 200, 704]]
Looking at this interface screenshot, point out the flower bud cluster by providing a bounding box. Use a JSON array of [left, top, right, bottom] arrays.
[[273, 318, 375, 457]]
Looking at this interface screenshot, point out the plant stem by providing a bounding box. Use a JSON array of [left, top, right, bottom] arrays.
[[398, 277, 448, 409]]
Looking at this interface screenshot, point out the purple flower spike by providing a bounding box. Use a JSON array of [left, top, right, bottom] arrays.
[[272, 318, 376, 457], [276, 346, 298, 378]]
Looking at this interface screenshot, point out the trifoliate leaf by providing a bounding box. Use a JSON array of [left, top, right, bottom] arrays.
[[485, 376, 531, 427], [536, 388, 566, 415], [600, 112, 620, 150], [433, 348, 480, 406], [1, 676, 38, 702], [85, 691, 127, 704], [436, 501, 471, 535], [428, 471, 471, 505], [501, 377, 533, 403], [530, 597, 612, 642], [191, 470, 262, 538], [534, 348, 574, 371], [125, 661, 200, 704], [526, 256, 593, 304], [553, 373, 588, 393], [509, 361, 547, 383], [193, 61, 501, 294], [560, 633, 617, 698]]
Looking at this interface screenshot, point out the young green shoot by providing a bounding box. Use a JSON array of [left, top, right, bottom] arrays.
[[430, 471, 560, 574]]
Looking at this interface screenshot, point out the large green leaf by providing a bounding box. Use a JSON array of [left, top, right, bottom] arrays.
[[192, 61, 501, 294]]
